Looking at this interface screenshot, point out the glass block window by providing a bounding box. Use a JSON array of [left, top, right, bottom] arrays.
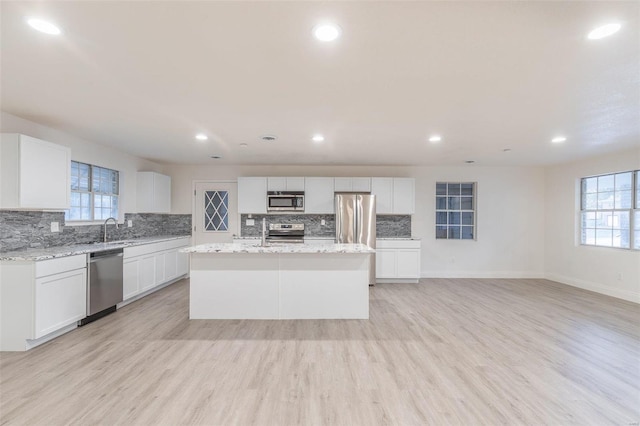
[[204, 190, 229, 231], [580, 171, 633, 249], [436, 182, 476, 240], [66, 161, 119, 222]]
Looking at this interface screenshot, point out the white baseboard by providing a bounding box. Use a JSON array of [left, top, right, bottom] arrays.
[[545, 273, 640, 304], [376, 278, 419, 284], [118, 274, 187, 308], [25, 323, 78, 351], [421, 271, 545, 279]]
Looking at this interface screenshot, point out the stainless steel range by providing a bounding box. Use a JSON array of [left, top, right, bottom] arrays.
[[267, 223, 304, 244]]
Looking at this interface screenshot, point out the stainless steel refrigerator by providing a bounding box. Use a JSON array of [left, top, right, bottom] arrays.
[[335, 193, 376, 285]]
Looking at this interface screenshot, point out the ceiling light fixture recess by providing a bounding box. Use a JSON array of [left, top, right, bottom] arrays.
[[26, 18, 62, 35], [261, 135, 277, 141], [429, 135, 442, 143], [313, 24, 341, 42], [210, 155, 222, 159], [465, 160, 475, 164], [587, 23, 621, 40], [312, 134, 325, 143], [551, 136, 567, 143], [195, 133, 208, 141], [239, 143, 248, 148]]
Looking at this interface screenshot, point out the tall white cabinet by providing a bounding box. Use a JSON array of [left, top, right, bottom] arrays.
[[0, 133, 71, 210], [137, 171, 171, 213]]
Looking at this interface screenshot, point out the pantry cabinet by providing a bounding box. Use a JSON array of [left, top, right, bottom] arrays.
[[0, 133, 71, 210]]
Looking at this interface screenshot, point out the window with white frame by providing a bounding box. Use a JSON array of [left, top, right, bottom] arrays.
[[435, 182, 476, 240], [65, 161, 119, 221], [580, 170, 638, 249]]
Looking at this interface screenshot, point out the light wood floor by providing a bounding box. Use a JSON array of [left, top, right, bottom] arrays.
[[1, 278, 639, 425]]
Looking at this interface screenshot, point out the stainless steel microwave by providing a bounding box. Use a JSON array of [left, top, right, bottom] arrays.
[[267, 191, 305, 212]]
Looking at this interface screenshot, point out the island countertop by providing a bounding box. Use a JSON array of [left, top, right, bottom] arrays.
[[181, 242, 374, 254]]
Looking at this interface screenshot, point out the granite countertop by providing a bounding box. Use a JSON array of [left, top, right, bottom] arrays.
[[0, 235, 191, 261], [181, 242, 375, 254]]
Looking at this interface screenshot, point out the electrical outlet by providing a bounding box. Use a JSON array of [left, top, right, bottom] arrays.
[[50, 222, 60, 233], [127, 220, 133, 228], [246, 219, 255, 226], [321, 219, 326, 226]]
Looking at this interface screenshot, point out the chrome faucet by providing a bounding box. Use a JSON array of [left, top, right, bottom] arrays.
[[103, 217, 119, 242]]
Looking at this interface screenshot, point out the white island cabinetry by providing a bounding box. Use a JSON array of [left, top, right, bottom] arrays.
[[184, 243, 373, 319]]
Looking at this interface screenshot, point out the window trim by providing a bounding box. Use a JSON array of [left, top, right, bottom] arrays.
[[66, 161, 120, 223], [435, 181, 477, 241], [579, 169, 638, 251]]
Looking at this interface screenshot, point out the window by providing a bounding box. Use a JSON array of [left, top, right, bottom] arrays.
[[436, 182, 476, 240], [204, 190, 229, 231], [65, 161, 119, 221], [580, 170, 637, 249]]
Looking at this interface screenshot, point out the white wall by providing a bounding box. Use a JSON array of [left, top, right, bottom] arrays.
[[166, 163, 546, 279], [544, 147, 640, 303], [0, 112, 165, 220]]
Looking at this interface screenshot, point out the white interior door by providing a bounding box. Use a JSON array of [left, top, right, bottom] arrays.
[[194, 181, 238, 245]]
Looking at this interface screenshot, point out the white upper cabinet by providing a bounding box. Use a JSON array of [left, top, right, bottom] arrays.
[[393, 178, 415, 214], [267, 177, 305, 191], [371, 177, 415, 214], [238, 177, 267, 213], [304, 177, 335, 214], [334, 177, 371, 192], [371, 178, 393, 214], [0, 133, 71, 210], [137, 171, 171, 213]]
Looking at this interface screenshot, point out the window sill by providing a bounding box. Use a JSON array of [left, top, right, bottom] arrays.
[[65, 220, 123, 227]]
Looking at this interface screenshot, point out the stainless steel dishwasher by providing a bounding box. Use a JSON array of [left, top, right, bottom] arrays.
[[79, 248, 124, 326]]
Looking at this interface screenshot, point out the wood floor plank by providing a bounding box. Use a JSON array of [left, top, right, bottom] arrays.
[[1, 277, 639, 425]]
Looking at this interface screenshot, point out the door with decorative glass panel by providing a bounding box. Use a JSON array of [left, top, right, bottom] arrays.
[[193, 181, 238, 245]]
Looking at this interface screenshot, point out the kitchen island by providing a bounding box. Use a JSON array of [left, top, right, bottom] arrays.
[[182, 243, 374, 319]]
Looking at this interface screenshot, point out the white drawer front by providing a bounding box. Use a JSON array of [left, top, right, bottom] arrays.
[[376, 239, 421, 249], [35, 254, 87, 278]]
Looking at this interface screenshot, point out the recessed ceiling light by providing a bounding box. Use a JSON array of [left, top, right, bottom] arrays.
[[429, 135, 442, 143], [587, 23, 622, 40], [261, 135, 277, 141], [195, 133, 208, 141], [239, 143, 248, 148], [312, 134, 325, 143], [551, 136, 567, 143], [465, 160, 475, 164], [313, 24, 341, 42], [503, 148, 512, 152], [210, 155, 222, 159], [26, 18, 61, 35]]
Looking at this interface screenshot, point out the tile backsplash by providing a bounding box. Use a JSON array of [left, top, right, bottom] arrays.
[[239, 214, 411, 238], [0, 211, 191, 252]]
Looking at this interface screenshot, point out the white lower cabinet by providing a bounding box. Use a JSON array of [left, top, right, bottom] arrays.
[[1, 254, 87, 351], [375, 239, 421, 283], [122, 237, 191, 302], [34, 266, 87, 339]]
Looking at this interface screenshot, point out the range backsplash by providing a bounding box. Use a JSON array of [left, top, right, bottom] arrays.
[[239, 214, 411, 239], [0, 211, 191, 252]]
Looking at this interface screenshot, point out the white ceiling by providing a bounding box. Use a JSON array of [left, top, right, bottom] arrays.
[[1, 1, 639, 166]]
